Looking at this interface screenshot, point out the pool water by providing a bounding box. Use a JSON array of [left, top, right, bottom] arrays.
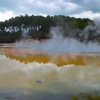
[[0, 47, 100, 100]]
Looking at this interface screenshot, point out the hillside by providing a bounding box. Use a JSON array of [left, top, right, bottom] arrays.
[[0, 14, 99, 43]]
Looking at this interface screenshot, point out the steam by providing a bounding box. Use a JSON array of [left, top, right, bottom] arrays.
[[15, 18, 100, 53], [83, 18, 100, 42], [18, 32, 31, 41]]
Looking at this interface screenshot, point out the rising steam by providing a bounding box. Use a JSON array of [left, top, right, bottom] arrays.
[[15, 18, 100, 53]]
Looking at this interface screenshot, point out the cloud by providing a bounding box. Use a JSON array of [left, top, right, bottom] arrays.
[[0, 0, 81, 15], [0, 11, 16, 21], [0, 0, 100, 21], [21, 0, 80, 15], [70, 11, 100, 19], [0, 0, 19, 12]]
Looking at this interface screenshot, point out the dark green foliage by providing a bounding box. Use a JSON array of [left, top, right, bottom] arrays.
[[0, 32, 21, 43], [29, 30, 49, 40], [0, 14, 91, 43]]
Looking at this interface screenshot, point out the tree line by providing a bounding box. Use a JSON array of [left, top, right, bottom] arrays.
[[0, 14, 97, 43]]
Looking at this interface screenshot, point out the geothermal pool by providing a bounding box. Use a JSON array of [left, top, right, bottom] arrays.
[[0, 47, 100, 100]]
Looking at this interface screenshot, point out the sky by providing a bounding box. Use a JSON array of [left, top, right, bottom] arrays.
[[0, 0, 100, 21]]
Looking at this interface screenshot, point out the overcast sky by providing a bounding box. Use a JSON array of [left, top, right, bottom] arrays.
[[0, 0, 100, 21]]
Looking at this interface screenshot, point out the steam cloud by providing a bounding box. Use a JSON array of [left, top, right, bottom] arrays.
[[15, 18, 100, 53]]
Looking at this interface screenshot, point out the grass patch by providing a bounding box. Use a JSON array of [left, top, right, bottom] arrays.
[[71, 91, 100, 100]]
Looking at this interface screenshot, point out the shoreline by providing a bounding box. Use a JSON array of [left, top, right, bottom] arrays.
[[0, 43, 14, 47], [0, 39, 49, 47]]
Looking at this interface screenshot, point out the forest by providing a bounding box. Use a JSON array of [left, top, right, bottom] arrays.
[[0, 14, 99, 43]]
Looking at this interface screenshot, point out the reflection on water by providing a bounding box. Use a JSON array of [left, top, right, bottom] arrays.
[[0, 47, 100, 66], [0, 47, 100, 100]]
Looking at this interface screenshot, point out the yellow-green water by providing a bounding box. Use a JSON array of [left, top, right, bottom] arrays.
[[0, 47, 100, 100]]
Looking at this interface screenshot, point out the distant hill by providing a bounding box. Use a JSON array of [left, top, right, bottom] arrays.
[[0, 14, 99, 43]]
